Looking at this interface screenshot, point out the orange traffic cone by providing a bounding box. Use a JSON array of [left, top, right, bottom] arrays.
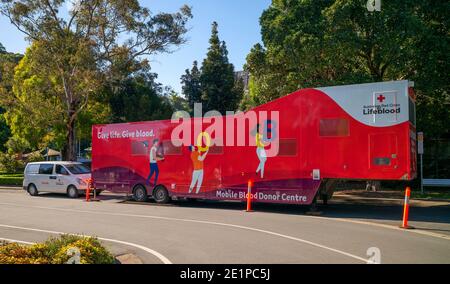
[[400, 187, 414, 229], [246, 180, 253, 212]]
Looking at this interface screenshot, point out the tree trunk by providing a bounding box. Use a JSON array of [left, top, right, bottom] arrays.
[[63, 112, 77, 161]]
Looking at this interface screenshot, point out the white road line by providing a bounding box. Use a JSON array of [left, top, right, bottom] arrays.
[[0, 237, 34, 245], [1, 200, 449, 242], [0, 224, 172, 264], [0, 202, 368, 263], [303, 215, 450, 241]]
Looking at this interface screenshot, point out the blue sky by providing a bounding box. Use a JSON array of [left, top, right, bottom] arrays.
[[0, 0, 271, 94]]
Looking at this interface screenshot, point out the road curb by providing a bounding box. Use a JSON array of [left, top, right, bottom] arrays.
[[334, 194, 450, 205], [115, 253, 144, 264], [0, 186, 22, 190]]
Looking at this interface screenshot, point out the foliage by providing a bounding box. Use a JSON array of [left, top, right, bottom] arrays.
[[246, 0, 450, 138], [0, 152, 24, 173], [26, 152, 45, 163], [200, 22, 242, 114], [0, 44, 22, 151], [1, 46, 66, 152], [0, 113, 10, 152], [107, 73, 174, 123], [0, 235, 115, 264], [0, 0, 193, 160], [181, 60, 202, 113], [181, 22, 243, 114], [164, 86, 189, 113], [0, 173, 23, 185]]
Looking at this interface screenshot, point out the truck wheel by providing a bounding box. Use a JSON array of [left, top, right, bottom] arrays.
[[28, 184, 39, 196], [153, 186, 170, 204], [67, 186, 79, 199], [133, 185, 148, 202]]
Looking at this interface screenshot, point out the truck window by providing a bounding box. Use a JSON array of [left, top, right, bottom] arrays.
[[131, 141, 147, 156], [278, 139, 298, 157], [161, 141, 182, 156], [130, 140, 183, 156], [319, 119, 349, 137], [38, 164, 54, 175], [207, 146, 224, 155]]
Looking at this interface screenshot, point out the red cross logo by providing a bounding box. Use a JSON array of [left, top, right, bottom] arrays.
[[377, 95, 386, 103]]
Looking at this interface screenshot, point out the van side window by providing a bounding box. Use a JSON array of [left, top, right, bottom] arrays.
[[25, 164, 40, 174], [55, 165, 69, 175], [38, 164, 54, 175]]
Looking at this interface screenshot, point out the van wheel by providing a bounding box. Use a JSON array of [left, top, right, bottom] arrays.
[[133, 185, 148, 202], [153, 186, 170, 204], [67, 186, 79, 199], [28, 184, 39, 196]]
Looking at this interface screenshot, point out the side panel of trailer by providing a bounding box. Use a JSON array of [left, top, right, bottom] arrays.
[[92, 81, 416, 205]]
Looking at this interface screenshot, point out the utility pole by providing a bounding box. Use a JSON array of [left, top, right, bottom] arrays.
[[418, 132, 424, 194]]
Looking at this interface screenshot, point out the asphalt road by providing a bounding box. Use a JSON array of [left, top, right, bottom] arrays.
[[0, 188, 449, 264]]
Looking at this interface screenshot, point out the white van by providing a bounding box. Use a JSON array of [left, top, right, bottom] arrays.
[[23, 162, 92, 198]]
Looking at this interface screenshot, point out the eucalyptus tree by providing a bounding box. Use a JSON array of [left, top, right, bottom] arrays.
[[0, 0, 192, 160]]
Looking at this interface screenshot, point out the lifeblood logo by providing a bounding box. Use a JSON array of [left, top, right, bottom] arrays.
[[363, 92, 401, 116], [363, 106, 400, 115]]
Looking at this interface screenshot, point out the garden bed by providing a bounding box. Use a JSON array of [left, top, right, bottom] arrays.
[[0, 235, 116, 264]]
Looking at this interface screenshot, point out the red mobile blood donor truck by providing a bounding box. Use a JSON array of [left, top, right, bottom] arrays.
[[92, 80, 417, 205]]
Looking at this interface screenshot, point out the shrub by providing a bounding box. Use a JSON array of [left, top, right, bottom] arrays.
[[0, 176, 23, 186], [0, 235, 115, 264], [26, 152, 45, 163], [0, 152, 24, 174]]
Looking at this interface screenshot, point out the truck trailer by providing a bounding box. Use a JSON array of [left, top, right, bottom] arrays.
[[92, 80, 417, 205]]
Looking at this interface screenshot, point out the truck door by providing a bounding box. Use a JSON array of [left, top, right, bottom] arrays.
[[369, 133, 398, 171]]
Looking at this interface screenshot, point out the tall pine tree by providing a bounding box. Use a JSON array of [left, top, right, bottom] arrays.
[[181, 60, 202, 114], [200, 22, 241, 114]]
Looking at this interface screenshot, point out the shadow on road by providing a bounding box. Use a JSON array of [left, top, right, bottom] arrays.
[[34, 192, 450, 226], [123, 197, 450, 225], [35, 192, 123, 202]]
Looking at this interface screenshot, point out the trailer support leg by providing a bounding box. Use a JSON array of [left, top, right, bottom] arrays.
[[306, 194, 322, 216], [322, 194, 328, 206]]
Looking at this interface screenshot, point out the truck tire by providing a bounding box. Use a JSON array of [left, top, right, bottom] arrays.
[[67, 186, 79, 199], [28, 184, 39, 196], [153, 186, 170, 204], [133, 185, 148, 202]]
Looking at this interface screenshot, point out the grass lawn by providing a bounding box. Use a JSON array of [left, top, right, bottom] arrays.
[[0, 173, 24, 186]]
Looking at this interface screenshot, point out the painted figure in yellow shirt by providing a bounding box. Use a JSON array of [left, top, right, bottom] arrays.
[[255, 124, 268, 179]]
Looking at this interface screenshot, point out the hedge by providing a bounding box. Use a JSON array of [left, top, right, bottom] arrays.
[[0, 174, 23, 186]]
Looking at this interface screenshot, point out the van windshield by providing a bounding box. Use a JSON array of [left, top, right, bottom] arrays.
[[65, 164, 91, 175]]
